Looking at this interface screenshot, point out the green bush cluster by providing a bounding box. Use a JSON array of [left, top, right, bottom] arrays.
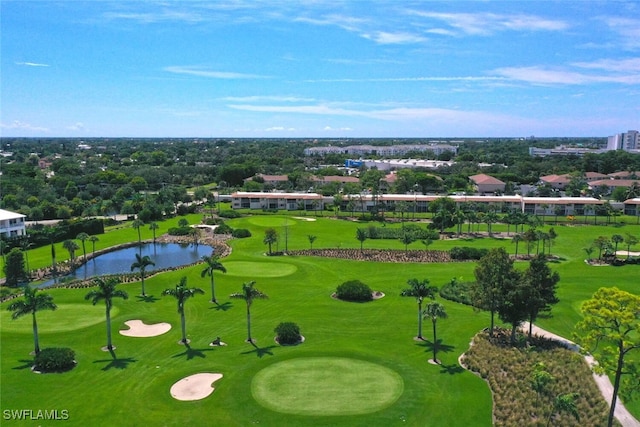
[[335, 280, 373, 302], [231, 228, 252, 238], [218, 210, 241, 218], [361, 224, 438, 241], [214, 223, 233, 234], [34, 348, 76, 373], [439, 278, 474, 306], [167, 226, 192, 236], [450, 246, 489, 260], [274, 322, 302, 345]]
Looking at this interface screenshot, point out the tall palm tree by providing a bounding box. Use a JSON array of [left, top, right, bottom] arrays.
[[230, 281, 268, 343], [88, 235, 99, 256], [7, 286, 57, 355], [424, 301, 448, 363], [85, 277, 128, 351], [200, 254, 226, 303], [356, 228, 367, 252], [148, 222, 159, 243], [76, 232, 89, 261], [263, 228, 278, 255], [132, 219, 145, 245], [62, 239, 80, 268], [130, 253, 155, 296], [162, 277, 204, 344], [400, 278, 438, 340]]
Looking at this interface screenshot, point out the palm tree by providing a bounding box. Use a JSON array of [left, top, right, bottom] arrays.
[[400, 278, 438, 340], [148, 222, 159, 243], [62, 239, 80, 268], [88, 235, 99, 256], [307, 234, 317, 250], [85, 277, 128, 351], [200, 254, 226, 303], [546, 393, 580, 427], [625, 233, 638, 259], [76, 232, 89, 261], [512, 233, 523, 257], [424, 301, 447, 363], [162, 277, 204, 344], [7, 286, 57, 355], [132, 219, 145, 245], [230, 281, 268, 343], [130, 253, 155, 296], [611, 234, 624, 255], [20, 237, 32, 277], [356, 228, 367, 252], [263, 228, 278, 255]]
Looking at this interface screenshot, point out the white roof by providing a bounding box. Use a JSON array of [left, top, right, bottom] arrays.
[[0, 209, 26, 221]]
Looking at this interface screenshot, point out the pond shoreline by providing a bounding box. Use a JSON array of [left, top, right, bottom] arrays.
[[1, 232, 233, 300]]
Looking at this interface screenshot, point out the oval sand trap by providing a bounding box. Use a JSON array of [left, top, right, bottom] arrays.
[[223, 261, 297, 277], [119, 320, 171, 337], [252, 357, 403, 416], [170, 373, 223, 401]]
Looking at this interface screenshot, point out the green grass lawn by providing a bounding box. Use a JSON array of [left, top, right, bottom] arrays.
[[1, 214, 638, 426]]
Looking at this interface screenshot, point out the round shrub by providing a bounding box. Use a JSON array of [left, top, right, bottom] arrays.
[[34, 347, 76, 373], [167, 226, 192, 236], [275, 322, 302, 345], [232, 228, 252, 238], [214, 223, 233, 234], [218, 210, 241, 219], [335, 280, 373, 302]]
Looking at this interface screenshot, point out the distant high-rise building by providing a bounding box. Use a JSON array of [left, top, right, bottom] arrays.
[[623, 130, 639, 151], [607, 130, 639, 152]]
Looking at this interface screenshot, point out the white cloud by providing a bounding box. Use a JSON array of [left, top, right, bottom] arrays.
[[305, 76, 505, 83], [0, 120, 50, 132], [362, 31, 427, 45], [572, 57, 640, 72], [265, 126, 296, 132], [324, 126, 353, 131], [218, 95, 314, 102], [164, 66, 270, 79], [15, 62, 49, 67], [601, 17, 640, 50], [492, 66, 640, 85], [408, 11, 569, 36], [103, 10, 203, 24], [67, 122, 85, 131]]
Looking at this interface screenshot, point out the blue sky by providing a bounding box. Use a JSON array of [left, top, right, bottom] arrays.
[[1, 1, 638, 138]]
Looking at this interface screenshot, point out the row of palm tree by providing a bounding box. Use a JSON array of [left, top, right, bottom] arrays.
[[9, 273, 269, 355], [400, 278, 448, 363]]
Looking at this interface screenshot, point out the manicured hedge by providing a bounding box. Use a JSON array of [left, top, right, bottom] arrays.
[[275, 322, 302, 345], [34, 347, 76, 373], [335, 280, 373, 302], [450, 246, 488, 260]]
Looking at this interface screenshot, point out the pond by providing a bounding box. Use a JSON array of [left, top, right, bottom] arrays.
[[40, 243, 213, 287]]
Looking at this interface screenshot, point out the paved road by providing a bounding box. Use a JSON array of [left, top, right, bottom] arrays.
[[522, 322, 640, 427]]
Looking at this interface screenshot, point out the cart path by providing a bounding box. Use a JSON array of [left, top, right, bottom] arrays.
[[522, 322, 640, 427]]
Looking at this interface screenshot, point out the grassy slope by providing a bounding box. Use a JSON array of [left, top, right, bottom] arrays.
[[1, 214, 638, 426]]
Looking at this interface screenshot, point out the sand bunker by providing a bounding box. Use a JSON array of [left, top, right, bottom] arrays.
[[616, 250, 640, 257], [293, 216, 317, 221], [119, 320, 172, 337], [170, 373, 223, 401]]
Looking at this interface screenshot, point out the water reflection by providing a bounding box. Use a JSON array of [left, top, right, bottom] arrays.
[[41, 243, 212, 287]]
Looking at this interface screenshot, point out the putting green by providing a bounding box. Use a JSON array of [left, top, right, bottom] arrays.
[[223, 261, 297, 277], [251, 357, 404, 416], [247, 217, 297, 227], [0, 304, 116, 334]]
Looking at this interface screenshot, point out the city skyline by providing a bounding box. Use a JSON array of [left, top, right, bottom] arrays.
[[1, 1, 639, 138]]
